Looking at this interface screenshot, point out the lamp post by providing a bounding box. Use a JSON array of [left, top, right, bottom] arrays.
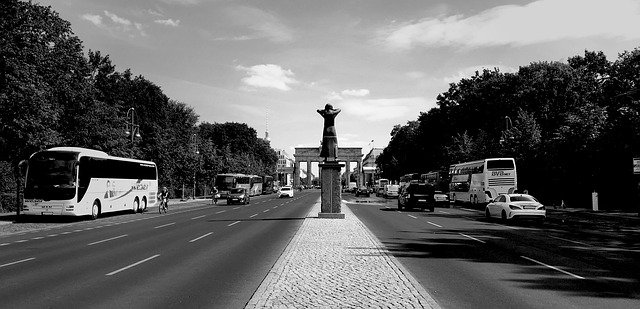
[[499, 116, 513, 144], [191, 133, 199, 199], [125, 107, 141, 157]]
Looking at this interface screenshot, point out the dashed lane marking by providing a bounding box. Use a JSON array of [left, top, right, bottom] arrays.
[[263, 209, 270, 213], [548, 235, 593, 247], [438, 210, 451, 214], [106, 254, 160, 276], [408, 215, 418, 219], [189, 232, 213, 243], [460, 233, 486, 243], [0, 257, 35, 269], [521, 255, 585, 280], [228, 221, 242, 227], [426, 221, 443, 228], [191, 215, 206, 220], [88, 234, 128, 246], [250, 214, 258, 218], [153, 222, 175, 229], [215, 210, 226, 214]]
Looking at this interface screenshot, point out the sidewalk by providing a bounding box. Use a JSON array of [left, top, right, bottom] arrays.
[[245, 199, 440, 309]]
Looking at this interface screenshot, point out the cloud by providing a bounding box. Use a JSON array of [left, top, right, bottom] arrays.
[[155, 19, 181, 27], [326, 91, 343, 101], [81, 14, 103, 27], [236, 64, 298, 91], [104, 11, 132, 26], [443, 64, 518, 84], [160, 0, 201, 5], [341, 89, 370, 97], [382, 0, 640, 50], [341, 97, 429, 121], [225, 6, 293, 42]]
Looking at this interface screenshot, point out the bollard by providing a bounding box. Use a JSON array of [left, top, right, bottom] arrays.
[[592, 191, 598, 211]]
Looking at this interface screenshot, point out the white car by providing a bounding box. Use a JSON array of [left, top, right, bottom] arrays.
[[278, 186, 294, 198], [485, 194, 546, 224]]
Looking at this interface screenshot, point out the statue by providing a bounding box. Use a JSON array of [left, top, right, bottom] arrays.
[[317, 104, 341, 161]]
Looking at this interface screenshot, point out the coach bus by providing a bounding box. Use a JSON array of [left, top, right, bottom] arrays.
[[448, 158, 517, 206], [262, 175, 275, 194], [237, 175, 263, 196], [21, 147, 158, 219], [214, 173, 245, 199]]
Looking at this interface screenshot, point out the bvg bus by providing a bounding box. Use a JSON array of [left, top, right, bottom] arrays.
[[237, 175, 263, 196], [214, 173, 245, 199], [22, 147, 158, 219], [448, 158, 517, 206]]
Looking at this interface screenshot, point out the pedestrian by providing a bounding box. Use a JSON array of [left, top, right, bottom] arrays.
[[212, 187, 218, 205]]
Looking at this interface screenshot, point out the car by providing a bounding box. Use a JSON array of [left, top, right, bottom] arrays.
[[383, 184, 399, 198], [227, 188, 250, 205], [434, 191, 449, 207], [355, 186, 370, 197], [485, 193, 546, 224], [398, 183, 435, 211], [278, 186, 294, 198]]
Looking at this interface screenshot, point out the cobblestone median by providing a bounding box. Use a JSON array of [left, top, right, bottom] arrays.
[[246, 200, 440, 309]]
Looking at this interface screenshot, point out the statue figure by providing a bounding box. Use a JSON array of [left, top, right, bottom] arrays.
[[317, 104, 341, 161]]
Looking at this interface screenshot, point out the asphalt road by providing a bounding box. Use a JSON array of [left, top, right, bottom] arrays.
[[0, 191, 318, 308], [348, 197, 640, 309]]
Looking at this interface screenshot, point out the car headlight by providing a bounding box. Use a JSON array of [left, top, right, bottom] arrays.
[[509, 205, 522, 210]]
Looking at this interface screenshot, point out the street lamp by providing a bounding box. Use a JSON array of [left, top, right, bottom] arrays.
[[191, 133, 199, 199], [499, 116, 513, 144], [125, 107, 141, 157]]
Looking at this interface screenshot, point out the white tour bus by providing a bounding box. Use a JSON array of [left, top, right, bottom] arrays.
[[448, 158, 517, 206], [22, 147, 158, 219]]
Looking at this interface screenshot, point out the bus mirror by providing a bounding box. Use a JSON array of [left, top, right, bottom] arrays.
[[18, 160, 28, 177]]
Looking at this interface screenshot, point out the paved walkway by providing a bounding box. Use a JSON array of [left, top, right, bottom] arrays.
[[246, 199, 440, 309]]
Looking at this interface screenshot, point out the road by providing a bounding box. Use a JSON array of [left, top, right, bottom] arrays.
[[0, 191, 317, 308], [348, 196, 640, 309]]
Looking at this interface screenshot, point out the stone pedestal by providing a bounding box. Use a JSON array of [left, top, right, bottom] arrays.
[[318, 161, 345, 219]]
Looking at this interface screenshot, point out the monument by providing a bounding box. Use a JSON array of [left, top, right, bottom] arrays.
[[317, 104, 345, 219]]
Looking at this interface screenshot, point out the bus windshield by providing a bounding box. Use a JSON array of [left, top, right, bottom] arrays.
[[215, 175, 236, 191], [24, 151, 78, 200]]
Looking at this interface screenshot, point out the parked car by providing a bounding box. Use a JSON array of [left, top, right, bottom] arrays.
[[485, 194, 546, 224], [227, 188, 250, 205], [434, 191, 449, 207], [398, 183, 435, 211], [355, 186, 370, 197], [383, 184, 399, 198], [278, 186, 294, 198]]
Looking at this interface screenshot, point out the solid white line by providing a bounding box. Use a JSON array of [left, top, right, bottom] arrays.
[[189, 232, 213, 243], [191, 215, 206, 220], [520, 256, 585, 280], [426, 221, 443, 228], [548, 235, 593, 247], [228, 221, 241, 226], [154, 222, 175, 229], [215, 210, 226, 214], [408, 215, 417, 219], [106, 254, 160, 276], [250, 214, 258, 218], [460, 233, 486, 243], [88, 234, 128, 246], [0, 257, 35, 269]]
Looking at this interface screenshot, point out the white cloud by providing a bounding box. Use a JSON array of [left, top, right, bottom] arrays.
[[382, 0, 640, 50], [443, 64, 518, 84], [226, 6, 293, 42], [326, 91, 343, 101], [81, 14, 103, 27], [341, 89, 370, 97], [104, 11, 132, 26], [340, 97, 430, 121], [155, 19, 181, 27], [236, 64, 298, 91]]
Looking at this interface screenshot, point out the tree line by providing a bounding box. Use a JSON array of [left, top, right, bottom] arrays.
[[377, 48, 640, 209], [0, 0, 277, 211]]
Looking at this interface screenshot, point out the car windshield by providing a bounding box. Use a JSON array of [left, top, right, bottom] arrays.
[[230, 188, 244, 194], [510, 195, 537, 202], [281, 187, 291, 191]]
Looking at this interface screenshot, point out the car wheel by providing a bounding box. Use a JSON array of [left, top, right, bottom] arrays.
[[485, 208, 491, 221], [397, 199, 402, 211], [501, 210, 508, 223]]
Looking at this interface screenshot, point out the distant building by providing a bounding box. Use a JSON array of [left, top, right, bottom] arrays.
[[276, 149, 294, 186], [363, 148, 383, 186]]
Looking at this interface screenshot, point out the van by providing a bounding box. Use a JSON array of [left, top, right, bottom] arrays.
[[384, 184, 399, 198]]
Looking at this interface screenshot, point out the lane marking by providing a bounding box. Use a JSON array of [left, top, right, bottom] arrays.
[[215, 210, 226, 214], [154, 222, 175, 229], [273, 206, 278, 209], [15, 240, 28, 243], [520, 255, 585, 280], [189, 232, 213, 243], [0, 243, 9, 247], [233, 207, 241, 210], [426, 221, 443, 228], [0, 257, 35, 269], [88, 234, 128, 246], [438, 210, 450, 214], [106, 254, 160, 276], [61, 231, 71, 235], [503, 225, 520, 230], [47, 234, 58, 237], [228, 221, 241, 227], [250, 214, 258, 218], [548, 235, 593, 247], [408, 215, 418, 219], [263, 209, 270, 213], [191, 215, 206, 220], [460, 233, 486, 243]]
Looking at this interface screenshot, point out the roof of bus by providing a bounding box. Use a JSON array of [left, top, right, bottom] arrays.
[[449, 158, 515, 167], [44, 147, 156, 165]]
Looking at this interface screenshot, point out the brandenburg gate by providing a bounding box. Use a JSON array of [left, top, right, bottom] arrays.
[[293, 147, 363, 188]]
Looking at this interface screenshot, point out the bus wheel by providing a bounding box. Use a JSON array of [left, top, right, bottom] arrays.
[[91, 201, 100, 220], [133, 198, 140, 214], [140, 197, 147, 213]]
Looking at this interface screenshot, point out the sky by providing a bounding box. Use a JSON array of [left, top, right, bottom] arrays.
[[38, 0, 640, 159]]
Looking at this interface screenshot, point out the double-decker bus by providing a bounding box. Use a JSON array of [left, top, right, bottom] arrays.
[[237, 175, 263, 196], [448, 158, 517, 206], [214, 173, 244, 199], [262, 175, 275, 194], [21, 147, 158, 219]]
